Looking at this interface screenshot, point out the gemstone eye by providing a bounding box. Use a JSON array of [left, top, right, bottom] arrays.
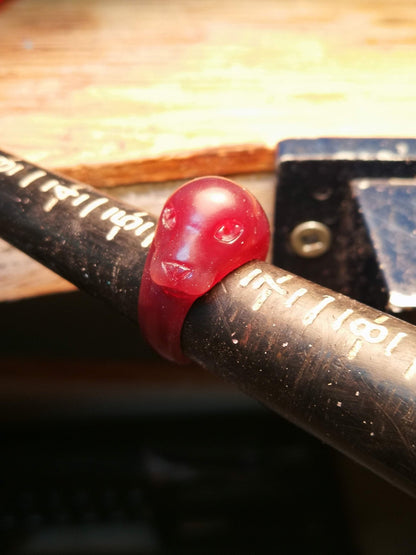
[[214, 219, 244, 244], [161, 206, 177, 230]]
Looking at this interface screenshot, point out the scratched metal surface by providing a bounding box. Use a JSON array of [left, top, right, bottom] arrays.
[[184, 260, 416, 496], [353, 179, 416, 312], [0, 151, 156, 320]]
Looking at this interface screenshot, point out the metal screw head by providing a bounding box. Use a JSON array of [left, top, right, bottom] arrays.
[[290, 221, 331, 258]]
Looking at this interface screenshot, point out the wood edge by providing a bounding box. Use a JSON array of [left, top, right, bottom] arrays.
[[0, 356, 222, 384], [2, 280, 77, 302], [54, 144, 276, 187]]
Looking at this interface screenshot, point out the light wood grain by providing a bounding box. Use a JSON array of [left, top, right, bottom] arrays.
[[1, 0, 416, 177]]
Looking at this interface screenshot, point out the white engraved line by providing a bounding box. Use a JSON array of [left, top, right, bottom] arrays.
[[101, 206, 120, 220], [0, 155, 18, 173], [285, 288, 308, 308], [385, 332, 408, 356], [72, 193, 90, 206], [135, 221, 154, 236], [404, 358, 416, 381], [375, 315, 389, 324], [43, 197, 59, 212], [0, 155, 13, 168], [54, 185, 80, 201], [106, 227, 120, 241], [18, 170, 46, 188], [333, 309, 354, 331], [263, 274, 287, 296], [40, 179, 59, 192], [275, 275, 293, 284], [252, 276, 266, 289], [239, 268, 262, 287], [0, 156, 24, 176], [303, 296, 335, 326], [105, 220, 154, 242], [79, 198, 108, 217], [6, 163, 24, 176], [141, 231, 155, 248], [348, 339, 363, 360], [250, 276, 288, 312], [252, 289, 272, 311]]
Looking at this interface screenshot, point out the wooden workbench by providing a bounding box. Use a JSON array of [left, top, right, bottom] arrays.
[[1, 0, 416, 300], [1, 0, 416, 179]]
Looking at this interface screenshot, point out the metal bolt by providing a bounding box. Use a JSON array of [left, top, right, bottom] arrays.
[[290, 221, 331, 258]]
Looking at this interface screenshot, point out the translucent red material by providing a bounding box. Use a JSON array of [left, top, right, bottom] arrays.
[[138, 176, 270, 363]]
